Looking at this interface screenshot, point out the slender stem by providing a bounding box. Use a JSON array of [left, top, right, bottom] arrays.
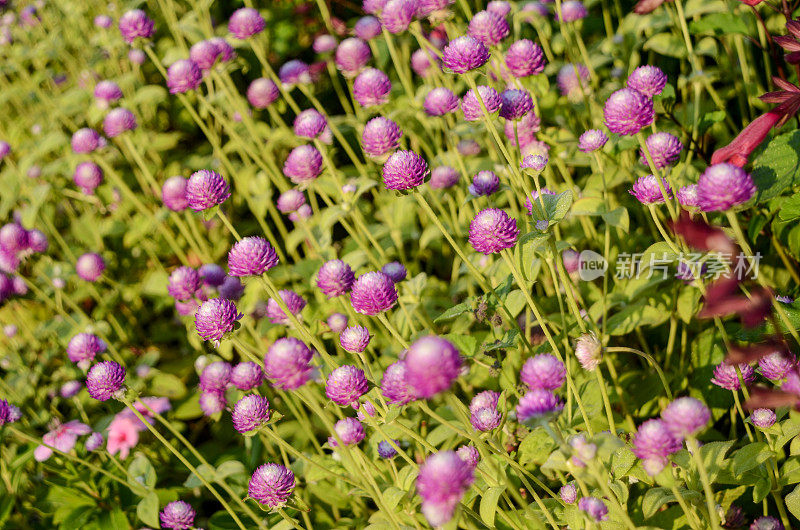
[[687, 437, 721, 530]]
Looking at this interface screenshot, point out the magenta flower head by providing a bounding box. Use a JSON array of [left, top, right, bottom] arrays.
[[86, 361, 125, 401], [159, 500, 195, 530], [560, 483, 578, 504], [195, 298, 242, 344], [289, 205, 312, 222], [326, 365, 369, 407], [404, 336, 462, 399], [161, 176, 188, 211], [218, 277, 244, 301], [249, 463, 295, 507], [363, 0, 389, 14], [442, 36, 490, 74], [557, 0, 587, 21], [711, 362, 755, 390], [750, 516, 784, 530], [456, 445, 480, 468], [329, 417, 366, 446], [199, 264, 226, 287], [579, 497, 609, 522], [362, 117, 402, 157], [468, 10, 510, 46], [0, 142, 10, 161], [677, 185, 698, 208], [557, 64, 589, 101], [471, 407, 501, 431], [283, 145, 323, 184], [355, 16, 383, 40], [424, 87, 458, 116], [469, 208, 519, 254], [129, 49, 146, 65], [313, 34, 338, 54], [168, 266, 201, 301], [199, 361, 232, 392], [340, 326, 371, 353], [578, 129, 608, 152], [505, 39, 546, 78], [279, 60, 311, 86], [76, 252, 105, 282], [661, 396, 710, 439], [293, 110, 328, 140], [640, 132, 683, 168], [190, 40, 222, 71], [60, 380, 82, 398], [696, 163, 756, 212], [417, 451, 475, 527], [410, 49, 439, 78], [381, 0, 416, 33], [461, 85, 501, 121], [231, 362, 264, 391], [264, 337, 313, 390], [381, 261, 407, 282], [516, 389, 563, 423], [335, 38, 371, 76], [228, 237, 279, 277], [228, 7, 265, 39], [119, 9, 154, 43], [24, 229, 46, 253], [351, 271, 398, 315], [521, 354, 566, 390], [327, 312, 349, 333], [751, 408, 776, 429], [353, 68, 391, 107], [67, 333, 107, 363], [487, 0, 511, 16], [247, 78, 280, 108], [199, 391, 226, 416], [210, 38, 235, 62], [381, 361, 415, 405], [627, 65, 668, 98], [266, 290, 307, 325], [276, 189, 306, 213], [316, 259, 356, 298], [0, 224, 28, 253], [85, 431, 104, 451], [103, 107, 136, 137], [382, 150, 428, 190], [232, 394, 270, 433], [632, 419, 682, 475], [429, 166, 460, 189], [759, 351, 796, 381], [166, 59, 202, 94], [94, 15, 113, 29], [185, 170, 230, 210], [71, 128, 101, 154], [499, 88, 534, 120], [604, 88, 654, 135], [73, 162, 104, 194], [470, 390, 500, 413], [629, 175, 672, 204], [468, 170, 499, 197]]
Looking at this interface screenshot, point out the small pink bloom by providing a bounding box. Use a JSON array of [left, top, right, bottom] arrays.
[[34, 420, 91, 461], [107, 416, 141, 459]]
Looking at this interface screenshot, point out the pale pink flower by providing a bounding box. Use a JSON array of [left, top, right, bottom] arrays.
[[34, 420, 92, 461], [106, 416, 141, 459]]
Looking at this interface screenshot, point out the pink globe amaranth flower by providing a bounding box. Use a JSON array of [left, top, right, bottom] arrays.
[[283, 145, 323, 184], [0, 250, 18, 274], [353, 68, 391, 107], [326, 365, 369, 407], [410, 49, 439, 78], [186, 169, 230, 210], [751, 517, 784, 530], [293, 109, 327, 139], [750, 408, 776, 428], [190, 40, 222, 71], [677, 185, 699, 208], [161, 175, 189, 211], [86, 361, 126, 401], [628, 65, 668, 98], [264, 337, 312, 390], [340, 325, 371, 353], [199, 264, 226, 287], [604, 88, 654, 135], [166, 59, 202, 94], [468, 170, 499, 197], [168, 266, 200, 301], [469, 390, 500, 413], [119, 9, 154, 43], [103, 107, 136, 137], [557, 64, 590, 101], [266, 290, 307, 325], [210, 37, 235, 62], [499, 88, 533, 120], [557, 483, 577, 504], [487, 0, 511, 16], [404, 336, 462, 399], [249, 463, 295, 507], [382, 150, 428, 189], [521, 151, 549, 172], [0, 223, 28, 253], [661, 396, 710, 439], [456, 445, 481, 468], [381, 261, 407, 282], [289, 204, 312, 222], [696, 163, 756, 212], [199, 361, 232, 392], [364, 0, 389, 14], [327, 312, 349, 333], [470, 407, 501, 431], [195, 298, 242, 344], [556, 0, 587, 21], [0, 141, 10, 160], [313, 34, 338, 54], [505, 39, 546, 78], [76, 252, 105, 281], [33, 420, 92, 461], [468, 10, 510, 46], [94, 15, 112, 28], [71, 128, 101, 153], [417, 451, 475, 527], [228, 236, 279, 277], [316, 259, 356, 298], [632, 419, 682, 475], [429, 166, 460, 189], [276, 189, 306, 213], [461, 85, 501, 121], [629, 174, 672, 204], [128, 49, 146, 65], [442, 36, 490, 74], [574, 332, 601, 370], [231, 362, 264, 390], [516, 389, 563, 422], [711, 362, 755, 390], [73, 161, 103, 194], [228, 7, 265, 39], [640, 132, 683, 168], [85, 431, 104, 451], [279, 60, 311, 86], [362, 117, 402, 157], [469, 208, 519, 254], [525, 187, 556, 215], [67, 333, 107, 363], [335, 38, 371, 76], [381, 360, 415, 405], [232, 394, 270, 433], [378, 440, 399, 458], [381, 0, 416, 33], [758, 351, 796, 381], [504, 112, 540, 147], [26, 229, 47, 253], [329, 417, 366, 446], [355, 16, 383, 40], [199, 391, 227, 416], [579, 496, 609, 521], [350, 271, 398, 315], [424, 87, 458, 116], [247, 78, 280, 108], [160, 500, 195, 530], [60, 380, 82, 398], [521, 354, 566, 390], [418, 0, 455, 17], [578, 129, 608, 152]]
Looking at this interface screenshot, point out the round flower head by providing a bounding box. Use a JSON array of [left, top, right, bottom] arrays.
[[487, 1, 511, 16], [750, 517, 784, 530], [67, 333, 107, 363], [328, 417, 366, 446], [247, 78, 280, 108], [468, 170, 499, 197], [351, 271, 398, 315], [469, 208, 519, 254], [759, 351, 796, 381], [578, 129, 608, 152], [381, 261, 407, 282], [574, 332, 602, 370], [429, 166, 460, 189], [627, 65, 668, 98], [266, 290, 307, 325], [103, 108, 137, 137], [353, 68, 391, 107], [231, 362, 264, 391], [470, 390, 500, 414], [677, 185, 699, 208], [381, 0, 416, 33], [468, 10, 510, 46], [289, 204, 312, 222], [264, 337, 313, 390], [521, 354, 566, 390], [0, 223, 28, 253], [335, 38, 371, 76], [0, 251, 18, 274], [504, 112, 541, 147], [640, 132, 683, 168], [442, 36, 490, 74], [276, 189, 306, 213], [696, 163, 756, 212], [195, 298, 242, 344], [0, 142, 10, 161], [520, 152, 549, 173], [199, 361, 232, 392], [190, 40, 222, 71], [524, 188, 556, 216], [316, 259, 356, 298], [228, 236, 279, 277], [378, 440, 398, 458], [417, 451, 475, 527], [71, 128, 101, 154], [160, 501, 195, 530], [199, 391, 226, 416], [249, 463, 295, 507], [516, 389, 563, 422], [279, 60, 311, 86], [232, 394, 270, 433], [560, 483, 578, 504], [119, 9, 154, 43], [94, 15, 112, 28], [381, 361, 415, 405], [579, 497, 609, 522], [210, 37, 235, 62], [363, 0, 389, 14], [381, 150, 428, 190], [26, 229, 47, 253], [629, 175, 672, 204], [461, 85, 501, 121], [166, 59, 202, 94], [161, 176, 189, 211], [73, 162, 103, 194], [557, 64, 590, 101], [326, 365, 369, 407], [85, 432, 104, 452], [557, 0, 587, 21], [424, 87, 458, 116], [60, 380, 82, 398], [418, 0, 454, 17], [168, 266, 200, 301], [129, 49, 146, 65], [471, 407, 501, 431], [410, 49, 439, 78], [340, 326, 371, 353], [456, 445, 480, 468], [362, 117, 402, 157], [751, 408, 776, 429], [199, 264, 226, 287], [186, 169, 230, 211], [604, 88, 654, 135], [217, 276, 244, 299], [505, 39, 546, 78], [723, 505, 746, 528], [76, 253, 105, 282], [404, 336, 462, 399], [632, 419, 682, 475], [661, 397, 710, 439], [313, 34, 338, 54], [355, 16, 382, 40], [283, 145, 323, 184], [783, 370, 800, 395], [499, 88, 534, 120], [711, 362, 755, 391], [327, 312, 349, 333], [228, 7, 265, 39], [86, 361, 125, 401]]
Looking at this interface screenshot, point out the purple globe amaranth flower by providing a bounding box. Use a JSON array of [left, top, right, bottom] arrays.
[[195, 298, 242, 344], [470, 390, 500, 413], [350, 271, 398, 315], [26, 229, 47, 253], [429, 166, 460, 189], [199, 264, 226, 287], [750, 517, 784, 530], [455, 445, 480, 469], [378, 440, 398, 458], [630, 175, 672, 204], [696, 163, 756, 212], [0, 251, 18, 274], [327, 312, 349, 333], [190, 40, 222, 71], [76, 253, 105, 282], [71, 128, 101, 154], [264, 337, 313, 390], [129, 49, 146, 65], [661, 397, 710, 439], [560, 483, 578, 504], [424, 87, 458, 116], [103, 108, 137, 137], [516, 389, 563, 422], [677, 185, 699, 208], [340, 326, 371, 353], [61, 380, 83, 398], [640, 132, 683, 168], [232, 394, 270, 433], [160, 500, 195, 529], [362, 116, 402, 157], [759, 351, 796, 381], [166, 59, 202, 94], [119, 9, 154, 43], [228, 236, 279, 277], [505, 39, 546, 77], [277, 189, 306, 213], [0, 223, 28, 253], [504, 112, 541, 147], [442, 36, 490, 74], [381, 0, 416, 33], [628, 65, 668, 98], [313, 34, 338, 54], [381, 361, 415, 405], [351, 19, 379, 43], [521, 354, 566, 390], [199, 391, 227, 416], [751, 408, 776, 428], [724, 505, 746, 528], [404, 336, 462, 399], [579, 496, 609, 522], [381, 261, 407, 282], [328, 417, 366, 446], [410, 49, 439, 78], [499, 88, 534, 121], [161, 176, 189, 211], [335, 38, 371, 76], [316, 259, 356, 298], [86, 361, 125, 401], [199, 361, 232, 392], [94, 15, 112, 28], [279, 60, 311, 86], [469, 208, 519, 254], [417, 451, 475, 527], [520, 152, 549, 173], [249, 463, 295, 507], [711, 362, 755, 391], [557, 0, 588, 21], [525, 188, 556, 216], [382, 150, 428, 189], [471, 407, 502, 431], [487, 0, 511, 16], [283, 145, 323, 184], [461, 85, 501, 121], [85, 432, 104, 452], [265, 290, 307, 325], [67, 333, 107, 363], [168, 266, 200, 301], [247, 78, 280, 108], [231, 362, 264, 391], [632, 419, 682, 475], [326, 365, 369, 407], [604, 88, 654, 135], [468, 170, 499, 197], [468, 10, 510, 46], [186, 169, 230, 211], [557, 64, 590, 101], [781, 370, 800, 395], [363, 0, 389, 14], [578, 129, 608, 152], [73, 162, 103, 194], [353, 68, 391, 107], [218, 277, 244, 301], [289, 204, 312, 222], [228, 7, 265, 39], [0, 142, 10, 161]]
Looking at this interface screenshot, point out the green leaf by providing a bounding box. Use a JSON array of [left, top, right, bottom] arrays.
[[676, 287, 701, 323], [479, 486, 506, 527], [149, 372, 187, 399], [642, 487, 701, 518], [732, 442, 775, 476], [779, 194, 800, 221], [753, 477, 771, 503], [689, 13, 748, 35], [434, 301, 473, 323], [644, 33, 686, 58], [443, 333, 479, 357], [137, 493, 160, 527], [611, 447, 637, 479], [602, 207, 629, 232], [128, 455, 157, 490], [215, 460, 246, 482], [698, 111, 726, 136], [787, 484, 800, 521], [539, 191, 573, 225], [751, 131, 800, 202], [518, 428, 557, 465]]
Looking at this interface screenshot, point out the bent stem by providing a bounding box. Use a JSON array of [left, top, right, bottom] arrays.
[[605, 347, 673, 399]]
